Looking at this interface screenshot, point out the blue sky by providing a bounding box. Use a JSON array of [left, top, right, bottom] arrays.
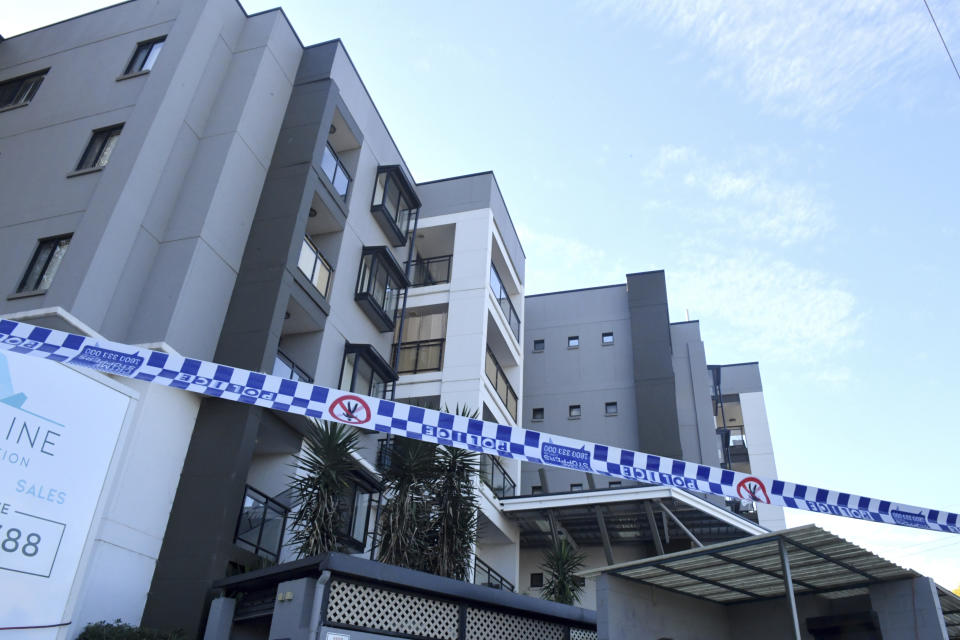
[[6, 1, 960, 586]]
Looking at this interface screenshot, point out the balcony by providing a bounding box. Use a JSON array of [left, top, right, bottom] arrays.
[[484, 348, 518, 421], [392, 338, 445, 374], [273, 350, 313, 383], [234, 485, 289, 563], [479, 453, 516, 499], [320, 143, 351, 199], [474, 556, 515, 592], [297, 236, 333, 299], [489, 263, 520, 341], [407, 255, 452, 287]]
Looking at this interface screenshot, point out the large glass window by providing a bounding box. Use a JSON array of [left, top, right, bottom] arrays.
[[320, 144, 351, 198], [370, 166, 420, 247], [123, 37, 165, 75], [17, 235, 71, 294], [76, 124, 123, 171], [339, 344, 397, 399], [297, 235, 333, 298], [355, 247, 408, 332]]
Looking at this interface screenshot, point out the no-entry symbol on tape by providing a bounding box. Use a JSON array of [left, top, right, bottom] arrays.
[[329, 395, 371, 425]]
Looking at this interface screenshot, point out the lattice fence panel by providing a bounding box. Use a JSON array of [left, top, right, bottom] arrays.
[[325, 580, 459, 640], [464, 607, 565, 640], [570, 628, 598, 640]]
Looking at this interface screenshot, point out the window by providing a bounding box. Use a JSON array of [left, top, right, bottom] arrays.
[[76, 125, 123, 171], [567, 336, 579, 348], [531, 485, 543, 495], [602, 331, 614, 345], [16, 235, 71, 294], [297, 235, 333, 298], [605, 401, 618, 416], [371, 166, 420, 247], [568, 404, 581, 419], [533, 339, 544, 352], [570, 483, 583, 492], [530, 573, 544, 588], [355, 246, 408, 332], [0, 69, 47, 110], [124, 37, 165, 75], [532, 407, 544, 421], [339, 344, 397, 399], [609, 481, 622, 489]]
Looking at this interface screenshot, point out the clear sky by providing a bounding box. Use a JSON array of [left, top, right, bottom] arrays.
[[5, 1, 960, 588]]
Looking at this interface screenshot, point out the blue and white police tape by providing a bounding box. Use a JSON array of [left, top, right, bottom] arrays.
[[1, 318, 956, 534]]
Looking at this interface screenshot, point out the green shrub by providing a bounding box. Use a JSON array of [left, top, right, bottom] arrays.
[[78, 620, 185, 640]]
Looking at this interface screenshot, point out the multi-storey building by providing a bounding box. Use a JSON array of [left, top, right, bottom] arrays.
[[0, 1, 780, 637]]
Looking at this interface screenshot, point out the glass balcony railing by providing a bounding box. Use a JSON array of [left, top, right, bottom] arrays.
[[392, 338, 445, 374], [484, 348, 518, 420], [474, 556, 515, 592], [297, 236, 333, 299], [489, 263, 520, 341], [273, 349, 313, 383], [479, 453, 516, 498], [234, 485, 289, 563], [407, 255, 452, 287], [320, 143, 351, 198]]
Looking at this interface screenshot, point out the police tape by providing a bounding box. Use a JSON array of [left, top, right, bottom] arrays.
[[0, 318, 956, 534]]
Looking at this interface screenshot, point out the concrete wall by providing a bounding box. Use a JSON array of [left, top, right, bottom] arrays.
[[869, 577, 949, 639], [671, 321, 722, 467]]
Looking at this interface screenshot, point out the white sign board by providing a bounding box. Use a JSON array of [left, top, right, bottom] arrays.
[[0, 352, 129, 629]]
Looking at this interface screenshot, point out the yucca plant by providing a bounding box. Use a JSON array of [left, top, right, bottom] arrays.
[[376, 436, 439, 572], [540, 537, 587, 605], [428, 444, 479, 580], [288, 420, 362, 557]]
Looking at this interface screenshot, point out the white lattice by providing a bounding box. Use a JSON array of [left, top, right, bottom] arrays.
[[570, 628, 598, 640], [325, 580, 458, 640], [464, 607, 565, 640]]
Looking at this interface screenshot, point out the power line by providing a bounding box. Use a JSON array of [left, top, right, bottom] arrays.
[[922, 0, 960, 83]]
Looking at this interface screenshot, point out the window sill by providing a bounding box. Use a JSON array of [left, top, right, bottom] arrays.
[[567, 346, 579, 350], [7, 289, 47, 301], [531, 419, 543, 423], [605, 413, 618, 418], [116, 69, 150, 82], [67, 166, 104, 178], [0, 102, 30, 114], [532, 349, 543, 354], [567, 416, 581, 421], [602, 342, 614, 347]]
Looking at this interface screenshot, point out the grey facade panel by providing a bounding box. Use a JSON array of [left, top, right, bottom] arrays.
[[711, 361, 763, 393]]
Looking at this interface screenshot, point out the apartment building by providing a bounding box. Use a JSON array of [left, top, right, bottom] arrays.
[[0, 1, 779, 637]]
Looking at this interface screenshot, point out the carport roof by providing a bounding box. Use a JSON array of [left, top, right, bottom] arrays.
[[581, 524, 960, 638]]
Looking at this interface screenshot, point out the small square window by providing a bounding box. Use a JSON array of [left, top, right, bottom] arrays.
[[531, 485, 543, 495], [533, 339, 544, 352], [17, 235, 72, 294], [532, 407, 544, 421], [574, 576, 586, 587], [76, 125, 123, 171], [570, 483, 583, 492], [567, 336, 579, 348], [124, 37, 166, 75], [0, 69, 47, 110], [609, 481, 622, 489], [602, 331, 614, 345], [530, 572, 544, 588], [605, 401, 618, 416], [568, 404, 581, 419]]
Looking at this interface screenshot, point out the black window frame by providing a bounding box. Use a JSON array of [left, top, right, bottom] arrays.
[[75, 124, 124, 171], [570, 483, 583, 492], [123, 36, 166, 76], [531, 407, 544, 421], [567, 336, 579, 349], [370, 165, 421, 247], [532, 339, 544, 352], [605, 401, 618, 416], [338, 343, 398, 400], [16, 234, 72, 294], [602, 331, 614, 345], [530, 572, 544, 588], [0, 69, 48, 110], [568, 404, 581, 419], [354, 246, 409, 332]]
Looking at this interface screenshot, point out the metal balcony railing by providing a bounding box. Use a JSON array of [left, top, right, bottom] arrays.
[[234, 485, 289, 563], [274, 349, 313, 383], [484, 348, 518, 420], [474, 556, 515, 592], [297, 236, 333, 299], [320, 143, 351, 198], [392, 338, 445, 374], [479, 453, 516, 498], [407, 255, 452, 287], [489, 263, 520, 341]]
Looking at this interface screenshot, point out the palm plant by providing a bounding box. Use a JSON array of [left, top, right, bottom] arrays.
[[428, 444, 479, 580], [376, 436, 439, 572], [540, 537, 587, 605], [288, 420, 362, 558]]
